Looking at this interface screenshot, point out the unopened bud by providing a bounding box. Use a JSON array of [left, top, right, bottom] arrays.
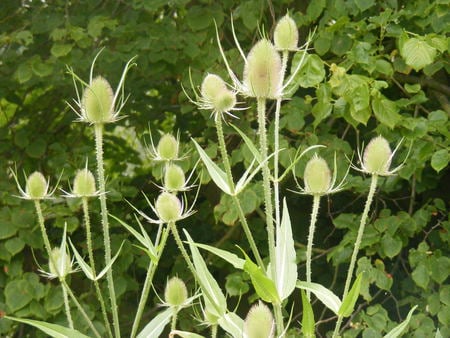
[[73, 168, 96, 197], [164, 276, 188, 307], [26, 171, 48, 200], [155, 192, 182, 222], [157, 134, 179, 161], [243, 302, 275, 338], [164, 164, 186, 192], [243, 39, 282, 99], [201, 74, 236, 113], [304, 154, 332, 195], [274, 14, 298, 51], [363, 136, 392, 175], [49, 247, 71, 278], [81, 76, 114, 124]]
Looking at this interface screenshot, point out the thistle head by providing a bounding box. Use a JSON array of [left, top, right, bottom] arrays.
[[81, 76, 114, 124], [25, 171, 49, 200], [274, 14, 298, 51], [304, 154, 332, 195], [157, 134, 180, 161], [201, 74, 237, 113], [243, 302, 275, 338], [163, 164, 186, 192], [155, 192, 182, 223], [164, 276, 188, 307], [72, 168, 97, 197], [48, 246, 72, 279], [243, 39, 282, 99]]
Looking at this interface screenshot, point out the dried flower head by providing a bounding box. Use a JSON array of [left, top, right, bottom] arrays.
[[274, 14, 298, 51], [243, 302, 275, 338]]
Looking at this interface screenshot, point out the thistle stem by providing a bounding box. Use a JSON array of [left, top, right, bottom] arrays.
[[82, 197, 113, 338], [170, 309, 179, 332], [211, 324, 218, 338], [332, 174, 378, 337], [215, 116, 264, 270], [94, 123, 121, 338], [306, 195, 321, 300], [61, 279, 74, 329]]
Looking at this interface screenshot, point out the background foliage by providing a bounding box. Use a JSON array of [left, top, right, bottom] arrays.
[[0, 0, 448, 336]]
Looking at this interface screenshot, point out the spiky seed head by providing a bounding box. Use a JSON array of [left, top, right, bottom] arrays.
[[304, 155, 332, 195], [73, 168, 96, 197], [155, 192, 182, 222], [81, 76, 114, 124], [243, 302, 275, 338], [363, 136, 392, 175], [157, 134, 179, 161], [164, 164, 186, 192], [201, 74, 228, 100], [243, 39, 282, 99], [201, 74, 236, 113], [49, 247, 71, 278], [274, 14, 298, 51], [26, 171, 48, 200], [164, 276, 188, 307]]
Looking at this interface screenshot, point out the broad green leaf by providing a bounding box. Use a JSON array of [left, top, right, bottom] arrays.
[[184, 230, 227, 317], [383, 305, 418, 338], [290, 52, 325, 89], [191, 242, 245, 269], [400, 37, 436, 71], [381, 235, 403, 258], [192, 139, 232, 195], [431, 149, 449, 173], [275, 199, 297, 300], [348, 83, 371, 125], [218, 312, 244, 338], [170, 330, 205, 338], [301, 290, 315, 338], [312, 83, 333, 127], [5, 237, 25, 256], [16, 63, 32, 83], [296, 281, 341, 314], [371, 91, 401, 129], [5, 280, 34, 312], [51, 43, 73, 57], [339, 273, 363, 317], [4, 316, 91, 338], [137, 307, 174, 338]]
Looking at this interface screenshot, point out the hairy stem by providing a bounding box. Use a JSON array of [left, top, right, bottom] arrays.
[[61, 279, 74, 329], [94, 123, 120, 338], [306, 195, 321, 300]]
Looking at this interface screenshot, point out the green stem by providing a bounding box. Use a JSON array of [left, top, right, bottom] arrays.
[[82, 197, 113, 338], [332, 174, 378, 337], [170, 309, 179, 332], [130, 226, 170, 338], [211, 324, 218, 338], [215, 116, 264, 270], [94, 123, 121, 338], [61, 281, 74, 329], [306, 195, 321, 300]]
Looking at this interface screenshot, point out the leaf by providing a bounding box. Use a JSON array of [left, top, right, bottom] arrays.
[[137, 307, 174, 338], [381, 235, 403, 258], [5, 280, 34, 312], [192, 139, 232, 195], [170, 330, 206, 338], [275, 199, 297, 300], [218, 312, 244, 338], [191, 242, 245, 269], [301, 290, 315, 338], [230, 124, 262, 163], [4, 316, 91, 338], [348, 83, 371, 125], [296, 281, 341, 315], [400, 37, 436, 71], [383, 305, 418, 338], [371, 91, 401, 129], [290, 52, 325, 89], [50, 43, 73, 57], [431, 149, 449, 173], [339, 273, 363, 317]]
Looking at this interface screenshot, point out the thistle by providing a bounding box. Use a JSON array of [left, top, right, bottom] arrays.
[[164, 277, 189, 307], [274, 13, 299, 51], [11, 170, 57, 200], [243, 302, 275, 338]]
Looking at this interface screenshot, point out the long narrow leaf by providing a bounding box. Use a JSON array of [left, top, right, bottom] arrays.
[[218, 312, 244, 338], [191, 242, 245, 269], [301, 290, 315, 338], [383, 305, 418, 338], [296, 281, 341, 315], [5, 316, 91, 338], [339, 273, 363, 317], [169, 330, 205, 338], [95, 241, 124, 280], [69, 238, 94, 280], [137, 307, 174, 338], [230, 124, 262, 163]]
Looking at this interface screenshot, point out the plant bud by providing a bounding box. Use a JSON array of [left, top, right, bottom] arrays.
[[49, 247, 71, 278], [157, 134, 179, 161], [81, 76, 114, 124], [243, 302, 275, 338], [363, 136, 392, 175], [164, 164, 186, 192], [201, 74, 236, 113], [164, 276, 188, 307], [201, 74, 228, 101], [26, 171, 48, 200], [304, 154, 332, 195], [155, 192, 182, 222], [274, 14, 298, 51], [243, 39, 282, 99], [73, 168, 96, 197]]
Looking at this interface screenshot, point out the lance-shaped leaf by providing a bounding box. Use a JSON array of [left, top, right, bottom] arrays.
[[275, 199, 297, 300], [383, 305, 418, 338], [338, 273, 363, 317], [192, 139, 232, 195], [230, 124, 262, 163], [69, 239, 124, 281], [169, 330, 206, 338], [218, 312, 244, 338], [137, 307, 174, 338], [4, 316, 91, 338], [184, 230, 227, 318], [296, 281, 341, 315], [190, 242, 245, 269], [301, 290, 315, 338]]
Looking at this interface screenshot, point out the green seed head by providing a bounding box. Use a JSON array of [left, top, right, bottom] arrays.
[[164, 164, 186, 192], [201, 74, 236, 113], [243, 39, 282, 99], [155, 192, 182, 222], [81, 76, 114, 124], [201, 74, 228, 100], [157, 134, 179, 161], [26, 171, 48, 200], [304, 155, 332, 195], [49, 247, 71, 278], [274, 14, 298, 51], [73, 168, 96, 197], [243, 302, 275, 338], [363, 136, 392, 175], [164, 276, 188, 307]]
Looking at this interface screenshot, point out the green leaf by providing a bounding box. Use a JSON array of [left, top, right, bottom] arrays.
[[16, 63, 32, 83], [431, 149, 449, 173], [217, 312, 244, 338], [312, 83, 333, 127], [191, 242, 245, 269], [348, 83, 371, 125], [412, 263, 430, 289], [169, 331, 205, 338], [301, 290, 315, 338], [400, 37, 436, 71], [4, 316, 91, 338], [371, 91, 401, 129], [5, 237, 25, 256], [230, 124, 262, 163], [306, 0, 326, 21], [381, 235, 403, 258], [5, 280, 34, 312], [136, 307, 174, 338], [290, 52, 325, 89], [355, 0, 375, 12], [50, 43, 73, 57], [383, 305, 418, 338], [339, 273, 363, 317], [296, 281, 341, 315], [275, 199, 297, 300]]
